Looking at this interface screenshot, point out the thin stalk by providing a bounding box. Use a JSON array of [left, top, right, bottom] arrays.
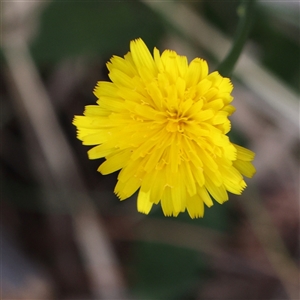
[[218, 0, 256, 77]]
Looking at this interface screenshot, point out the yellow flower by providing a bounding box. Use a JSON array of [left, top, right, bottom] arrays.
[[73, 38, 256, 218]]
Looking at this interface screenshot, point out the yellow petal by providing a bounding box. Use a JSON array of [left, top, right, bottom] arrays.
[[181, 163, 197, 196], [233, 160, 256, 178], [161, 187, 175, 216], [109, 68, 135, 89], [93, 81, 117, 98], [234, 144, 256, 161], [185, 58, 208, 87], [130, 38, 156, 78], [186, 193, 204, 219], [137, 190, 153, 214], [114, 177, 140, 200], [108, 55, 137, 77], [198, 185, 214, 207], [81, 131, 108, 145], [98, 150, 131, 174], [88, 144, 114, 159], [205, 176, 228, 204], [149, 169, 165, 205]]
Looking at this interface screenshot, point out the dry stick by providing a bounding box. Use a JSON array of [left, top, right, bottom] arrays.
[[2, 10, 126, 300]]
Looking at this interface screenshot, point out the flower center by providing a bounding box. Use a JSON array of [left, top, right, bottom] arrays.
[[166, 111, 187, 133]]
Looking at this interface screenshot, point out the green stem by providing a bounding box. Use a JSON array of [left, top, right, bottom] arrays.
[[217, 0, 256, 77]]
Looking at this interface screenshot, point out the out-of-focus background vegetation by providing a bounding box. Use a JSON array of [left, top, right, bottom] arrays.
[[1, 1, 299, 299]]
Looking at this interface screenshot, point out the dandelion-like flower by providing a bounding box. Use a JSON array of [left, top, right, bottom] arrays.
[[73, 38, 256, 218]]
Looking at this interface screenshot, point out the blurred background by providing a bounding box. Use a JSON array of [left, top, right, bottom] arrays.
[[1, 1, 299, 299]]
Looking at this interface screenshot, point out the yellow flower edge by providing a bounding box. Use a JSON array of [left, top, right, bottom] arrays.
[[73, 38, 256, 218]]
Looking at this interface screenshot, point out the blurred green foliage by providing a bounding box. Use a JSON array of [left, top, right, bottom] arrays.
[[31, 1, 165, 64]]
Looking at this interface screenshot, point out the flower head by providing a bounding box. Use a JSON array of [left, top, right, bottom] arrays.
[[73, 38, 255, 218]]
